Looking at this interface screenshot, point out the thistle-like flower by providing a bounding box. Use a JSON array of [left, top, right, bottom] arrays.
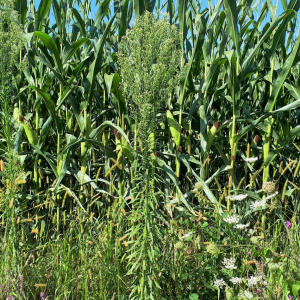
[[262, 181, 276, 194], [286, 221, 292, 229]]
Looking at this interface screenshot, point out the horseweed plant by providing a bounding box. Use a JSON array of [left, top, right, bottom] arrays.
[[118, 11, 181, 299]]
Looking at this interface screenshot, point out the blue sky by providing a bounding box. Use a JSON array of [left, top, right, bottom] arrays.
[[33, 0, 299, 41], [34, 0, 289, 25]]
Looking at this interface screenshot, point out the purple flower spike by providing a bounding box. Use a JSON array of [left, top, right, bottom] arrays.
[[40, 293, 45, 298], [256, 289, 259, 294], [288, 296, 293, 299], [248, 250, 251, 255], [286, 221, 292, 229]]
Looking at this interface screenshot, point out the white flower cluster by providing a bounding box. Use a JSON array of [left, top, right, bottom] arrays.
[[223, 257, 237, 269], [265, 191, 278, 200], [227, 194, 248, 201], [229, 277, 242, 284], [268, 262, 282, 270], [244, 157, 258, 163], [240, 290, 254, 299], [247, 275, 262, 286], [180, 231, 193, 239], [234, 224, 250, 229], [250, 199, 267, 210], [247, 228, 256, 236], [223, 214, 239, 224], [213, 278, 227, 289]]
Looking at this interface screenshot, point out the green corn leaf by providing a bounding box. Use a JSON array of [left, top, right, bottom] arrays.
[[84, 10, 118, 103], [202, 57, 227, 93], [14, 125, 24, 155], [29, 87, 63, 135], [95, 0, 110, 26], [52, 0, 62, 34], [205, 166, 232, 185], [266, 32, 300, 112], [31, 145, 58, 178], [76, 171, 113, 197], [119, 0, 130, 41], [242, 10, 295, 78], [72, 8, 87, 37], [68, 94, 85, 133], [34, 0, 51, 31], [284, 126, 300, 144], [262, 149, 282, 167], [14, 0, 27, 25], [178, 0, 187, 49], [288, 0, 300, 10], [34, 49, 66, 86], [191, 168, 222, 214], [208, 0, 223, 27], [199, 105, 207, 157], [223, 0, 241, 57], [34, 32, 63, 73], [237, 99, 300, 141], [178, 13, 206, 106], [89, 121, 131, 148], [61, 138, 116, 159], [133, 0, 145, 19], [59, 184, 89, 214], [62, 38, 90, 64], [166, 110, 181, 147]]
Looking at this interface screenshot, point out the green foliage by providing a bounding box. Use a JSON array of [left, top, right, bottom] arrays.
[[0, 0, 25, 150], [118, 11, 181, 299], [0, 0, 300, 299]]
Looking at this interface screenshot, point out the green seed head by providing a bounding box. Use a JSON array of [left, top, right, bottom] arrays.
[[206, 242, 220, 256], [225, 286, 234, 300], [194, 182, 203, 190], [262, 182, 276, 194], [174, 241, 184, 249], [250, 236, 260, 245]]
